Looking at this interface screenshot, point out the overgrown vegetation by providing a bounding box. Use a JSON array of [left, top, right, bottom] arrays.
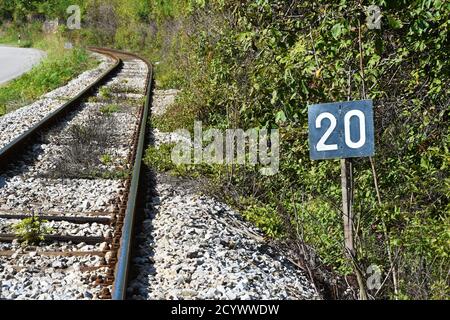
[[1, 0, 448, 300]]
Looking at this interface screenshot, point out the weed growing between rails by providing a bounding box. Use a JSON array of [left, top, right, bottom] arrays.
[[13, 211, 53, 245]]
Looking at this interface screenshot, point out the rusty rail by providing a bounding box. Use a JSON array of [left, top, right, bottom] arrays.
[[0, 47, 153, 300]]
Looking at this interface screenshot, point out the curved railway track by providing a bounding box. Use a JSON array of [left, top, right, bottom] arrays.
[[0, 48, 153, 300]]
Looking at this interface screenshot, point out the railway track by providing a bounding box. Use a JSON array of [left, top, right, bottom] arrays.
[[0, 48, 153, 300]]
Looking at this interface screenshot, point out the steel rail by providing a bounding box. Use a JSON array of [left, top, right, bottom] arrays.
[[89, 48, 154, 300], [0, 47, 153, 300]]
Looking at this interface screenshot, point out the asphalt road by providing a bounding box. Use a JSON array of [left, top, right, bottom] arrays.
[[0, 45, 46, 85]]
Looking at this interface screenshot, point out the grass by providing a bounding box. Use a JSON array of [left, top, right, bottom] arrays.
[[98, 87, 113, 100], [99, 104, 120, 115], [151, 99, 198, 132], [100, 153, 113, 165], [0, 33, 99, 116]]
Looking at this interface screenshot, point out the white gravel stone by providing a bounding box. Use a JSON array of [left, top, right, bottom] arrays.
[[129, 173, 318, 300]]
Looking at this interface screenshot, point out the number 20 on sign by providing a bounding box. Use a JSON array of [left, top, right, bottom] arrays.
[[308, 100, 375, 160]]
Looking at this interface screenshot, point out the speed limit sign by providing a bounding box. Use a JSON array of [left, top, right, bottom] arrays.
[[308, 100, 375, 160]]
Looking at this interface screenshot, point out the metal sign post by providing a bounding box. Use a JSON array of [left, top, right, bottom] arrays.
[[341, 158, 354, 256], [308, 99, 375, 257]]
